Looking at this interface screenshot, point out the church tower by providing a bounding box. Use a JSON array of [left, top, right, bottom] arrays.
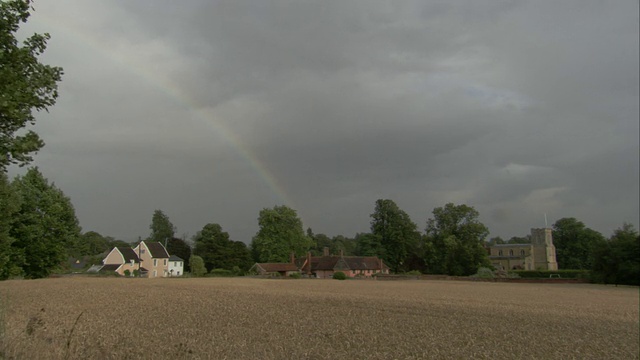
[[531, 228, 558, 270]]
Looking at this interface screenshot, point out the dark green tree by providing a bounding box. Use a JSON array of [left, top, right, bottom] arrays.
[[486, 236, 505, 246], [354, 232, 385, 257], [507, 235, 531, 244], [193, 223, 251, 271], [370, 199, 421, 273], [250, 205, 312, 263], [9, 168, 80, 278], [591, 223, 639, 286], [0, 0, 63, 170], [552, 217, 604, 269], [67, 231, 111, 258], [332, 235, 357, 256], [148, 209, 175, 244], [166, 237, 192, 271], [0, 172, 20, 279], [424, 203, 490, 276]]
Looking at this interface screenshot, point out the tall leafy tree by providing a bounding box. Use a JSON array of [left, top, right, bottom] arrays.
[[0, 172, 20, 279], [0, 0, 63, 170], [552, 217, 604, 269], [370, 199, 421, 273], [148, 209, 175, 244], [69, 231, 111, 258], [193, 223, 251, 271], [250, 205, 312, 263], [9, 168, 80, 278], [166, 237, 192, 271], [424, 203, 490, 276], [354, 232, 385, 257], [591, 223, 639, 285]]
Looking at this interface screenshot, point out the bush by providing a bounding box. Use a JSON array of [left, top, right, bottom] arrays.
[[289, 272, 301, 279], [123, 269, 131, 277], [472, 267, 495, 279], [189, 256, 207, 277], [333, 271, 347, 280], [133, 269, 140, 277], [511, 270, 590, 279], [208, 268, 234, 277], [231, 266, 244, 276], [405, 270, 422, 275]]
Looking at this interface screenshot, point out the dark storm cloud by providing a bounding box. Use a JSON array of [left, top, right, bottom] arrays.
[[13, 0, 639, 242]]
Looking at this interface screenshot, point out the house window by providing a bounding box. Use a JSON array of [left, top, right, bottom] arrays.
[[153, 270, 157, 277], [164, 259, 167, 266], [498, 250, 503, 256], [509, 250, 514, 256], [141, 249, 145, 254], [153, 259, 157, 267], [130, 260, 134, 266]]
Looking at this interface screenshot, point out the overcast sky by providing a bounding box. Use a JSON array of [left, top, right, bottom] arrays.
[[12, 0, 639, 243]]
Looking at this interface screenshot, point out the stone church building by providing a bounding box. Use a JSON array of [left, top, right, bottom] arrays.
[[488, 228, 558, 271]]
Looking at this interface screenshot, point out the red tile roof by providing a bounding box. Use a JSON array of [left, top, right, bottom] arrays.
[[256, 263, 298, 272], [298, 255, 389, 272]]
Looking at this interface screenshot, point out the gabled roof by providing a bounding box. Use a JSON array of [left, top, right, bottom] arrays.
[[169, 255, 183, 261], [118, 247, 140, 263], [144, 241, 170, 258], [101, 264, 121, 272], [343, 257, 389, 270], [300, 255, 389, 272], [255, 263, 299, 272]]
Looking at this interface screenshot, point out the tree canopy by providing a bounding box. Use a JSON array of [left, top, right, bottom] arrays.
[[250, 205, 312, 263], [166, 237, 192, 271], [370, 199, 421, 273], [9, 168, 80, 278], [0, 172, 20, 278], [553, 217, 605, 269], [590, 223, 639, 285], [0, 0, 63, 170], [193, 223, 251, 271], [148, 209, 175, 244], [424, 203, 490, 276]]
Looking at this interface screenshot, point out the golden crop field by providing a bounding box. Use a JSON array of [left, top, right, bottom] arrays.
[[0, 277, 637, 359]]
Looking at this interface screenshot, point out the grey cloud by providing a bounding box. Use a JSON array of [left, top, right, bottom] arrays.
[[11, 0, 638, 242]]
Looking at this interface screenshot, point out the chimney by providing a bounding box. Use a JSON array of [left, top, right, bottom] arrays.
[[323, 247, 330, 256], [290, 252, 295, 264], [339, 249, 344, 257], [306, 252, 312, 275], [379, 258, 383, 273]]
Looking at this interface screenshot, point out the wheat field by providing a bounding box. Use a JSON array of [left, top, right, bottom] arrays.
[[0, 277, 637, 359]]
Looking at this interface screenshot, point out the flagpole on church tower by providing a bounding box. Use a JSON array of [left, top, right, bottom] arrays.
[[544, 213, 548, 228]]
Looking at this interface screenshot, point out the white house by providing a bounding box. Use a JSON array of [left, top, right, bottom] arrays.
[[168, 255, 184, 276]]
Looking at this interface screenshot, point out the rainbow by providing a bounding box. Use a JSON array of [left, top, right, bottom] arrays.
[[33, 11, 297, 210]]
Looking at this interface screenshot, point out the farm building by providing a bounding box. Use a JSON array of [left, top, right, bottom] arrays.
[[94, 241, 177, 278], [134, 241, 171, 278], [298, 249, 390, 279], [99, 247, 142, 276], [249, 262, 299, 276], [168, 255, 184, 276]]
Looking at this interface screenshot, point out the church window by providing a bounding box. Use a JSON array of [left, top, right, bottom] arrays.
[[509, 250, 513, 256], [498, 250, 503, 256], [520, 250, 525, 256]]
